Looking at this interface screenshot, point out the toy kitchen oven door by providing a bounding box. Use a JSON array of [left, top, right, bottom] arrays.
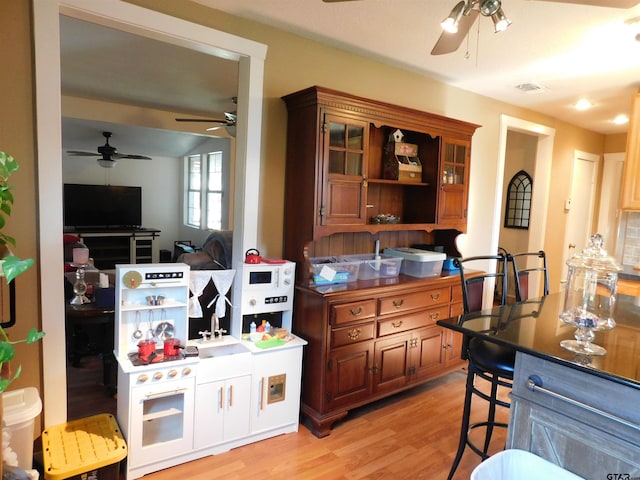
[[239, 260, 295, 333]]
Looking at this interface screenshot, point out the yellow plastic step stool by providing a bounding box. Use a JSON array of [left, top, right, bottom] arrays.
[[41, 413, 127, 480]]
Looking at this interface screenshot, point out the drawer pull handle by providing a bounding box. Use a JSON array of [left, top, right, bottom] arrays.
[[526, 376, 640, 432], [429, 312, 440, 320], [349, 307, 363, 316], [391, 320, 403, 328], [430, 293, 441, 300], [392, 299, 405, 308], [347, 328, 361, 341]]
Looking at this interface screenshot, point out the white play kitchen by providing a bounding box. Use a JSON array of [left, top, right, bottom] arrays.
[[114, 262, 305, 479]]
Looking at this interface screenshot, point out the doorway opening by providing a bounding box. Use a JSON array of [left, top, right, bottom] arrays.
[[494, 115, 555, 301], [33, 0, 266, 426]]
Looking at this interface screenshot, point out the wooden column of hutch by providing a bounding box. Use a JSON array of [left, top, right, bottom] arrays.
[[282, 86, 480, 437]]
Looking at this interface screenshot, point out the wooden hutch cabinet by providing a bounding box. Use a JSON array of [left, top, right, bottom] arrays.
[[282, 86, 479, 437]]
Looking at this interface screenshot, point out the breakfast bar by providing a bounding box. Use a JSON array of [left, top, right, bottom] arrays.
[[437, 292, 640, 479]]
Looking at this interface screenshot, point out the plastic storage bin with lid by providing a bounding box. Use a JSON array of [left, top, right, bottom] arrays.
[[41, 413, 127, 480], [384, 247, 446, 278], [471, 450, 586, 480], [2, 387, 42, 471], [339, 254, 403, 280]]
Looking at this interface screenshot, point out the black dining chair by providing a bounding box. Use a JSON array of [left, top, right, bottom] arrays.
[[447, 253, 515, 480], [511, 250, 549, 302]]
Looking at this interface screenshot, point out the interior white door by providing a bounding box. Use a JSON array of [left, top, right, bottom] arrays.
[[560, 151, 600, 284]]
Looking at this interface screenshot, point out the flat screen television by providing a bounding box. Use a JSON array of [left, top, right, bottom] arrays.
[[64, 183, 142, 229]]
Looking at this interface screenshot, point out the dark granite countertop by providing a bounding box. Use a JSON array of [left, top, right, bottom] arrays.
[[437, 292, 640, 390]]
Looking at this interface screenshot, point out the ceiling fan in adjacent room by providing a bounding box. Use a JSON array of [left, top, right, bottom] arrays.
[[322, 0, 640, 55], [67, 131, 152, 168], [174, 110, 237, 133]]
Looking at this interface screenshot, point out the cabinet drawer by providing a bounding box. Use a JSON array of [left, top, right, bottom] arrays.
[[378, 306, 450, 336], [331, 321, 376, 347], [451, 283, 463, 303], [450, 302, 464, 317], [331, 300, 376, 326], [378, 288, 450, 315]]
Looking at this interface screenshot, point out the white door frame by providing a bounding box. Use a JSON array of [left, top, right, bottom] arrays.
[[33, 0, 266, 426], [560, 150, 600, 284], [490, 115, 555, 305]]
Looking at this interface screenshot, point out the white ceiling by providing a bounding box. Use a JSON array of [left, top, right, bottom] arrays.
[[198, 0, 640, 135], [60, 14, 239, 159]]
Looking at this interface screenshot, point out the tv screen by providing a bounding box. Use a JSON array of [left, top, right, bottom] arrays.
[[64, 183, 142, 229]]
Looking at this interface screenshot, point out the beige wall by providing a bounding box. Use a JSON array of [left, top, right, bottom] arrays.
[[605, 133, 627, 153], [0, 0, 627, 403], [0, 2, 43, 400]]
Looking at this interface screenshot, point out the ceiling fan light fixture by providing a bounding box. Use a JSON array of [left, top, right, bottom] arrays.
[[491, 7, 511, 33], [479, 0, 501, 17], [441, 1, 466, 33], [97, 159, 116, 168]]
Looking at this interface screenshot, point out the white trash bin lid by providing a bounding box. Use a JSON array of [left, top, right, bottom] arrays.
[[2, 387, 42, 427], [471, 450, 586, 480]]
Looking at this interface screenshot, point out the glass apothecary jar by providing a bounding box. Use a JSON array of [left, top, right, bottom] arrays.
[[559, 233, 621, 356]]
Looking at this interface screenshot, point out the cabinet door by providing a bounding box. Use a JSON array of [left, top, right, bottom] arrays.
[[320, 112, 369, 225], [326, 342, 373, 408], [194, 376, 251, 449], [443, 329, 464, 367], [373, 334, 410, 394], [409, 326, 446, 382], [252, 347, 303, 433], [438, 138, 470, 225], [194, 380, 224, 448], [223, 375, 252, 441], [621, 93, 640, 210]]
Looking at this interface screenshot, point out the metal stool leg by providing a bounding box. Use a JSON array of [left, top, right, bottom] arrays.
[[448, 366, 475, 480]]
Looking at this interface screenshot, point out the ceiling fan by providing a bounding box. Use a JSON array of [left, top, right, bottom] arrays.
[[175, 111, 237, 132], [67, 131, 152, 168], [322, 0, 640, 55]]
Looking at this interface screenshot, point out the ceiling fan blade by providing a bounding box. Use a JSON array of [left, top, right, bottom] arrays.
[[531, 0, 639, 7], [113, 154, 152, 160], [175, 118, 227, 124], [67, 150, 99, 156], [431, 10, 479, 56]]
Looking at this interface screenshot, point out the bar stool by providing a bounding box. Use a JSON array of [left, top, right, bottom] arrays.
[[511, 250, 549, 302], [447, 253, 515, 480]]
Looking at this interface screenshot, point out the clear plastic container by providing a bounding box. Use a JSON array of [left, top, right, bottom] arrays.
[[384, 248, 446, 278], [340, 254, 403, 280], [311, 257, 360, 285]]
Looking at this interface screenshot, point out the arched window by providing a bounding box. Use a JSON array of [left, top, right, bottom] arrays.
[[504, 170, 532, 229]]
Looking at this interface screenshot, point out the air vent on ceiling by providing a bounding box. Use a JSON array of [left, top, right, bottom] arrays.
[[515, 82, 547, 94]]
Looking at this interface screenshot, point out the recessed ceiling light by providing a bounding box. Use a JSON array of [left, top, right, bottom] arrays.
[[613, 114, 629, 125], [574, 99, 592, 111]]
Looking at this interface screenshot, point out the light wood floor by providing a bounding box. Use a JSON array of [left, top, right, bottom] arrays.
[[66, 356, 509, 480]]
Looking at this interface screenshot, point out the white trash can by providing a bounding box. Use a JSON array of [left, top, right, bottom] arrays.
[[471, 449, 586, 480], [2, 387, 42, 470]]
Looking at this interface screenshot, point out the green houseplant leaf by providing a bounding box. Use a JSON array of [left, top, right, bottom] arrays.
[[0, 150, 45, 392]]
